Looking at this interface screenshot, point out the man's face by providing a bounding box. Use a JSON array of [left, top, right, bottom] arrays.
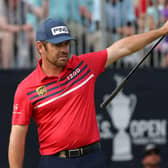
[[142, 153, 161, 168], [40, 41, 70, 68]]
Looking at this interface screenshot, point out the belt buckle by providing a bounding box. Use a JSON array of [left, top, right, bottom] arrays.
[[68, 148, 83, 158], [58, 151, 67, 158]]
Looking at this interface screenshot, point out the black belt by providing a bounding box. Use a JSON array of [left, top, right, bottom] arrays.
[[53, 142, 101, 158]]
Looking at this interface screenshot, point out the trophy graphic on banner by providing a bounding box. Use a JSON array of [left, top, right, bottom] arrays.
[[105, 74, 137, 161]]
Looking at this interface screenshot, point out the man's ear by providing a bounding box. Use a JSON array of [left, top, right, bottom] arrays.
[[36, 41, 44, 55]]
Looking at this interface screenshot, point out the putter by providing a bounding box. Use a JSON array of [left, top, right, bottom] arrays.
[[100, 36, 165, 109]]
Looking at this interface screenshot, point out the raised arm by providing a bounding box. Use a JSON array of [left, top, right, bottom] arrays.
[[8, 125, 28, 168], [105, 21, 168, 68]]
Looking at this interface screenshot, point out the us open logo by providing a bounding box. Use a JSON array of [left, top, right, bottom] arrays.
[[51, 26, 69, 36]]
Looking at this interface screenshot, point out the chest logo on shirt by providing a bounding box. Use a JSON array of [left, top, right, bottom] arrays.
[[67, 68, 81, 80], [36, 86, 47, 96]]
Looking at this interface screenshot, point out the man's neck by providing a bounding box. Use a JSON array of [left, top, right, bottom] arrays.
[[41, 62, 64, 77]]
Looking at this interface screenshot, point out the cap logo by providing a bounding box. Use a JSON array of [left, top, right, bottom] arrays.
[[51, 26, 69, 36]]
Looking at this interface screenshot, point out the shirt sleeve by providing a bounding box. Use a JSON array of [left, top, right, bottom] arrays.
[[12, 85, 33, 125], [79, 49, 107, 77]]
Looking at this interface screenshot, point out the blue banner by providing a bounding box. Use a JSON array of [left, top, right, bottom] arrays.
[[1, 69, 168, 168]]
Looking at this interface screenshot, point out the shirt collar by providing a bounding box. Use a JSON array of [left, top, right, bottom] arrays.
[[35, 58, 74, 82]]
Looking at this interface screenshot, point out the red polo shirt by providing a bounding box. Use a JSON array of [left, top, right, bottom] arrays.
[[12, 49, 107, 155]]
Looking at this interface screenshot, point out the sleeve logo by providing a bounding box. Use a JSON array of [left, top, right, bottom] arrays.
[[13, 104, 22, 114]]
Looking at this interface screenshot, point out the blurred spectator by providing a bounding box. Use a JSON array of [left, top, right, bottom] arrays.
[[25, 0, 49, 66], [78, 0, 93, 53], [121, 0, 137, 33], [0, 0, 167, 69], [105, 0, 136, 43], [120, 0, 142, 67], [104, 0, 139, 67], [68, 0, 85, 55], [0, 0, 32, 68], [136, 0, 147, 32], [144, 0, 160, 32], [158, 0, 165, 11], [142, 0, 162, 67], [0, 0, 42, 69], [141, 0, 148, 14], [48, 0, 70, 22], [26, 0, 48, 30], [161, 53, 168, 67], [79, 0, 92, 26], [155, 0, 168, 67], [160, 0, 168, 19], [142, 144, 161, 168], [0, 0, 13, 68], [0, 0, 49, 69], [105, 0, 122, 43], [139, 0, 148, 18], [86, 0, 105, 52]]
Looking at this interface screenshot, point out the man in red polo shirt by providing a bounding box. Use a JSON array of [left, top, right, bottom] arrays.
[[8, 17, 168, 168]]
